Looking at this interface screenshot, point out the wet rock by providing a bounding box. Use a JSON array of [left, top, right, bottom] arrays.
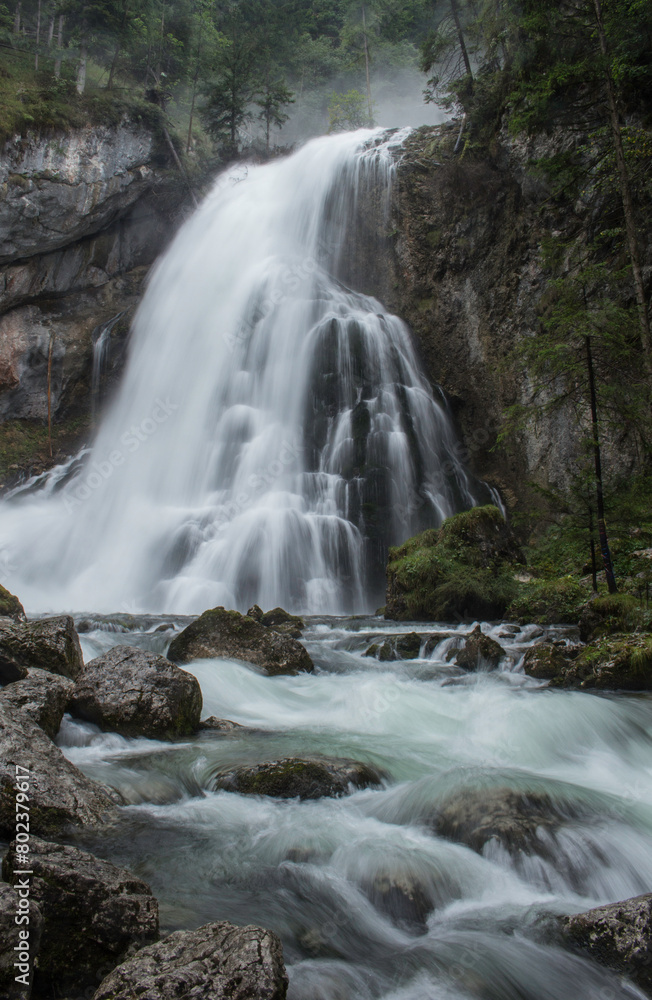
[[69, 645, 202, 739], [450, 625, 503, 671], [0, 616, 83, 682], [213, 756, 384, 800], [560, 892, 652, 992], [364, 632, 423, 661], [551, 635, 652, 691], [433, 787, 563, 855], [199, 716, 245, 733], [167, 607, 313, 675], [0, 881, 43, 999], [0, 705, 119, 838], [0, 667, 74, 738], [92, 920, 287, 1000], [248, 605, 305, 638], [2, 837, 159, 997], [0, 584, 25, 623], [363, 871, 433, 933], [522, 644, 570, 681]]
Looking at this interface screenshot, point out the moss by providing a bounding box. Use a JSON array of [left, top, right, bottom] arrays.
[[0, 416, 91, 487], [507, 576, 588, 625], [0, 584, 25, 621], [558, 634, 652, 690]]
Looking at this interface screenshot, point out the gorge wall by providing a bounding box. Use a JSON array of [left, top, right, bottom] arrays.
[[0, 119, 193, 489]]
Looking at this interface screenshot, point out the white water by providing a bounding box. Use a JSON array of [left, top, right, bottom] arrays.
[[58, 615, 652, 1000], [0, 129, 485, 615]]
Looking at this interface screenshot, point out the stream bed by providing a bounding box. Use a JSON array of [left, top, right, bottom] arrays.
[[55, 614, 652, 999]]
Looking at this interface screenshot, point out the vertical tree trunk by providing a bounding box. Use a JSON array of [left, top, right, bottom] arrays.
[[449, 0, 473, 78], [592, 0, 651, 372], [47, 13, 54, 47], [13, 0, 21, 35], [361, 3, 373, 121], [54, 14, 63, 77], [156, 6, 165, 84], [585, 335, 617, 593], [34, 0, 41, 71], [76, 41, 87, 94], [107, 41, 121, 89]]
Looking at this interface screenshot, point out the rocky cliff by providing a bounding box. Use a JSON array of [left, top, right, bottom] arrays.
[[0, 120, 194, 489]]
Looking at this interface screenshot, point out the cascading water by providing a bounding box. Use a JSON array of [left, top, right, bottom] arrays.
[[0, 129, 487, 614]]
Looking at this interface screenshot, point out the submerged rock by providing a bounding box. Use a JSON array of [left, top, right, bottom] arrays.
[[199, 716, 246, 733], [0, 615, 83, 682], [167, 606, 313, 675], [69, 645, 202, 739], [213, 756, 384, 800], [0, 584, 26, 623], [0, 667, 74, 738], [2, 837, 159, 997], [450, 625, 503, 671], [560, 892, 652, 992], [362, 871, 433, 933], [0, 706, 119, 837], [92, 920, 288, 1000], [432, 787, 563, 856], [0, 881, 43, 999]]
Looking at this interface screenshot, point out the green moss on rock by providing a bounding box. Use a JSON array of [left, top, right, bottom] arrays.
[[0, 585, 25, 623]]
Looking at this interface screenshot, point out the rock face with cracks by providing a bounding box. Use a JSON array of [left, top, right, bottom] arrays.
[[0, 881, 43, 999], [92, 921, 288, 1000], [0, 615, 83, 682], [167, 606, 314, 675], [0, 667, 74, 738], [560, 893, 652, 992], [69, 645, 203, 739], [2, 837, 159, 997]]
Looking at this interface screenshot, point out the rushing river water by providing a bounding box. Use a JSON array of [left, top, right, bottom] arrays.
[[51, 614, 652, 1000]]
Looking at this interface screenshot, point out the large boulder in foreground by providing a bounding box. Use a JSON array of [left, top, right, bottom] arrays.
[[213, 756, 383, 800], [69, 645, 203, 739], [0, 584, 26, 623], [168, 607, 314, 675], [0, 667, 74, 738], [0, 616, 83, 683], [0, 882, 43, 999], [0, 706, 119, 837], [3, 837, 159, 997], [93, 921, 287, 1000], [385, 506, 523, 622], [560, 892, 652, 992]]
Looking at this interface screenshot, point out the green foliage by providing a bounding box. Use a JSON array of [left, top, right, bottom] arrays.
[[327, 88, 374, 131], [507, 576, 589, 625]]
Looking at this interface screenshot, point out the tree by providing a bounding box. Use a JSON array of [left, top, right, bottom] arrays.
[[420, 0, 474, 106], [327, 88, 374, 131], [255, 72, 294, 153]]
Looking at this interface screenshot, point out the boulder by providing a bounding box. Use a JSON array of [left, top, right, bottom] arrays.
[[432, 787, 563, 856], [551, 635, 652, 691], [0, 667, 74, 738], [248, 605, 305, 638], [560, 892, 652, 992], [522, 643, 570, 680], [199, 716, 245, 733], [362, 871, 432, 933], [363, 632, 423, 661], [0, 881, 43, 999], [213, 756, 384, 800], [167, 607, 313, 675], [0, 616, 83, 682], [92, 921, 287, 1000], [0, 584, 26, 623], [450, 625, 503, 671], [0, 706, 119, 838], [2, 837, 159, 997], [69, 645, 203, 739]]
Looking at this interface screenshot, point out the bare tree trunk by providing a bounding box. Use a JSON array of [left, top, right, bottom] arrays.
[[13, 0, 21, 35], [449, 0, 473, 78], [107, 41, 121, 89], [47, 13, 54, 47], [592, 0, 651, 373], [361, 3, 372, 121], [156, 6, 165, 84], [34, 0, 41, 71], [47, 334, 54, 460], [76, 42, 87, 94], [162, 127, 198, 207], [54, 14, 63, 77], [585, 335, 617, 593]]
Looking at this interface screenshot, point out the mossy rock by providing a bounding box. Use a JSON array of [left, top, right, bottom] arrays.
[[247, 604, 305, 638], [385, 506, 523, 623], [168, 607, 313, 675], [522, 643, 569, 680], [553, 634, 652, 691], [0, 616, 83, 684], [364, 632, 423, 661], [0, 585, 25, 623], [212, 756, 384, 800], [506, 576, 588, 626], [451, 625, 503, 671], [578, 594, 651, 643]]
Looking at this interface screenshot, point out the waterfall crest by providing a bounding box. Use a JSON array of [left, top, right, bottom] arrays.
[[0, 129, 486, 614]]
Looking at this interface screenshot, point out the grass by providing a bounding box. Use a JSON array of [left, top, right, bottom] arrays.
[[0, 417, 91, 487]]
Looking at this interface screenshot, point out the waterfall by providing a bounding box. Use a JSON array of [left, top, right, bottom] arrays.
[[0, 129, 487, 615]]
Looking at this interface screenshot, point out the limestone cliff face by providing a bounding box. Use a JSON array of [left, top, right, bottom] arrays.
[[0, 119, 193, 487]]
